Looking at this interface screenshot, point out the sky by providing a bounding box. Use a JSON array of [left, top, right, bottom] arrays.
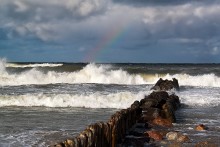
[[0, 0, 220, 63]]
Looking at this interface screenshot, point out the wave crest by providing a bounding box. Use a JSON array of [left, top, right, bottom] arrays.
[[0, 92, 146, 108], [0, 61, 146, 85]]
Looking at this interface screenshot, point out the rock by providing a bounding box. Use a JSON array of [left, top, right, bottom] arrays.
[[166, 132, 179, 141], [167, 94, 181, 110], [152, 117, 173, 127], [176, 135, 190, 143], [147, 91, 169, 101], [195, 124, 208, 131], [161, 102, 176, 123], [143, 91, 169, 109], [166, 132, 190, 143], [141, 99, 159, 109], [146, 131, 163, 141], [151, 78, 179, 91], [142, 108, 161, 121]]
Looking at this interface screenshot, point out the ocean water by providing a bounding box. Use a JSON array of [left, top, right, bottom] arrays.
[[0, 59, 220, 146]]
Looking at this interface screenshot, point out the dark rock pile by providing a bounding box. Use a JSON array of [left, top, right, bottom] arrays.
[[122, 91, 181, 146], [151, 78, 180, 91]]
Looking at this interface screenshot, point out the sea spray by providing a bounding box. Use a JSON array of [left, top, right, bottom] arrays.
[[0, 91, 147, 108], [0, 61, 146, 86], [6, 63, 63, 68], [142, 73, 220, 87], [2, 60, 220, 87]]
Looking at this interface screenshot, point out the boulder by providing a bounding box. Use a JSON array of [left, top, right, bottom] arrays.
[[176, 135, 190, 143], [146, 131, 163, 141], [151, 78, 180, 91], [166, 132, 179, 141], [161, 102, 176, 123], [195, 124, 208, 131], [142, 107, 161, 121], [152, 117, 173, 128]]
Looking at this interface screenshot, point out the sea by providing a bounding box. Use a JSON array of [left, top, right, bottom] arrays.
[[0, 59, 220, 146]]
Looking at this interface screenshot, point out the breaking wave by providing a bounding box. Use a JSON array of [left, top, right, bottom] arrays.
[[1, 59, 220, 87], [6, 63, 63, 68], [0, 91, 147, 108], [142, 73, 220, 87], [0, 60, 146, 86]]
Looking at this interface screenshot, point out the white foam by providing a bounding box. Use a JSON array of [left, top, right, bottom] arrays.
[[6, 63, 63, 68], [177, 87, 220, 107], [1, 59, 220, 87], [0, 91, 147, 108], [164, 73, 220, 87], [0, 61, 146, 85], [144, 73, 220, 87]]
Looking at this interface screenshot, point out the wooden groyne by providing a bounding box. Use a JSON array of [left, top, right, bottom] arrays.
[[51, 79, 182, 147], [51, 99, 144, 147]]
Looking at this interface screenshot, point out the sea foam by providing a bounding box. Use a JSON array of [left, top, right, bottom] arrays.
[[6, 63, 63, 68], [159, 73, 220, 87], [1, 59, 220, 87], [0, 61, 146, 86], [0, 91, 147, 108]]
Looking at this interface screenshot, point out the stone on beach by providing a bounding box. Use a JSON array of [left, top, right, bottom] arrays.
[[146, 130, 163, 141], [166, 131, 179, 141], [152, 116, 173, 127], [195, 124, 208, 131], [176, 134, 190, 143]]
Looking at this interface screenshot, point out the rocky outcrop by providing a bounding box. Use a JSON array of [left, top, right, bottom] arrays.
[[151, 78, 180, 91]]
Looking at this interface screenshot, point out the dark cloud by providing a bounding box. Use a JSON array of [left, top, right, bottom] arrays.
[[0, 0, 220, 62], [112, 0, 219, 6]]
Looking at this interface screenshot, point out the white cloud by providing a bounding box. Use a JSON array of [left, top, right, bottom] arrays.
[[59, 0, 110, 18], [14, 0, 29, 12], [0, 0, 220, 57], [142, 3, 220, 38]]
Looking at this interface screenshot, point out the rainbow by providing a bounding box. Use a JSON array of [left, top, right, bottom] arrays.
[[83, 22, 129, 63]]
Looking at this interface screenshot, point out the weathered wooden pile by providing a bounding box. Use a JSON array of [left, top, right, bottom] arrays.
[[51, 78, 182, 147]]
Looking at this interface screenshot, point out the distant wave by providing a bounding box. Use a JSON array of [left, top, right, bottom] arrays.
[[0, 92, 147, 108], [1, 59, 220, 87], [141, 73, 220, 87], [0, 60, 146, 85], [0, 89, 219, 108], [6, 63, 63, 68]]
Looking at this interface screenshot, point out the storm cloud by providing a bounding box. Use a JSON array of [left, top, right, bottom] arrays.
[[0, 0, 220, 62]]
